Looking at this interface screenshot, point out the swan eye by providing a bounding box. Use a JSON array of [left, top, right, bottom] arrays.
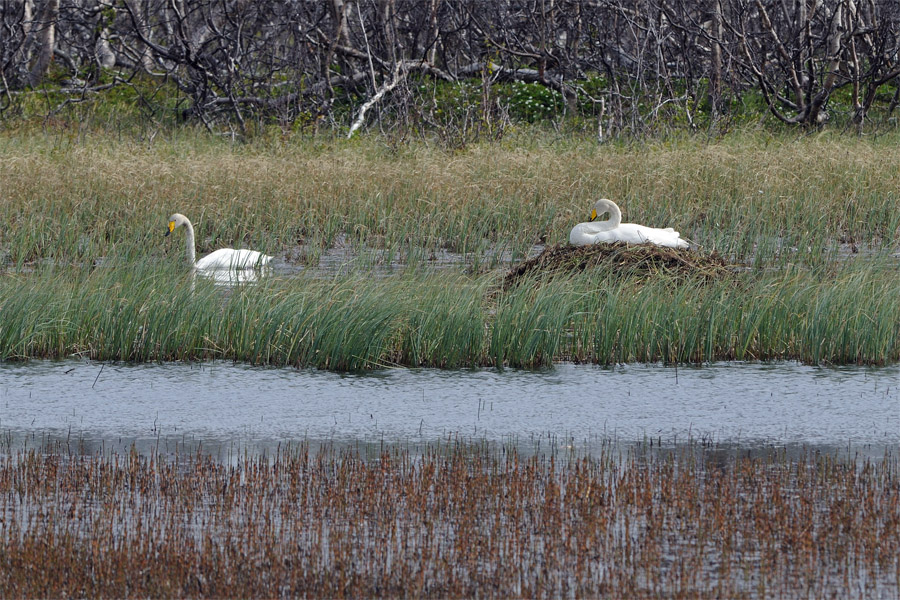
[[590, 209, 597, 222]]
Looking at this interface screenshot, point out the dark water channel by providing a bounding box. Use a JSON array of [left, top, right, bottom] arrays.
[[1, 360, 897, 459]]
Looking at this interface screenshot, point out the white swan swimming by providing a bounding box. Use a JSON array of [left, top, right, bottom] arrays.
[[569, 198, 690, 249], [166, 213, 273, 270]]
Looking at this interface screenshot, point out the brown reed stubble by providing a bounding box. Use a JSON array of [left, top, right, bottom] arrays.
[[0, 442, 896, 598]]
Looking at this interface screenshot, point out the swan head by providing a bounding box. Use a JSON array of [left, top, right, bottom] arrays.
[[587, 199, 622, 231], [590, 199, 615, 221], [165, 213, 189, 237]]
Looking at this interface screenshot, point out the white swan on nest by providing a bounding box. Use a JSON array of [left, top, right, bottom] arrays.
[[166, 213, 273, 270], [569, 198, 690, 249]]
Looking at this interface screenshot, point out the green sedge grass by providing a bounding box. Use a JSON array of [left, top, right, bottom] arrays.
[[1, 260, 897, 368]]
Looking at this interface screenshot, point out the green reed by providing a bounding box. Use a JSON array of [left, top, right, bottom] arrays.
[[1, 260, 897, 368], [507, 261, 900, 366], [0, 265, 219, 362]]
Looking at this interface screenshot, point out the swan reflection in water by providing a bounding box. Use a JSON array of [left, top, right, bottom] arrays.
[[194, 266, 269, 286], [569, 198, 690, 249]]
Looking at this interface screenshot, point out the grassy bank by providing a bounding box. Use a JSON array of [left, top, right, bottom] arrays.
[[0, 440, 896, 598], [1, 262, 897, 368], [2, 129, 900, 269]]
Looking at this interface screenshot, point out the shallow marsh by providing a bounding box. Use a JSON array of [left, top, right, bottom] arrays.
[[2, 131, 898, 369], [0, 437, 897, 598], [2, 129, 900, 597]]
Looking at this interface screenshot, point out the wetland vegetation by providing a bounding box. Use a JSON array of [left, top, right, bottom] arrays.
[[2, 124, 899, 598], [4, 0, 900, 594], [0, 439, 897, 598], [1, 257, 898, 369], [1, 128, 899, 368]]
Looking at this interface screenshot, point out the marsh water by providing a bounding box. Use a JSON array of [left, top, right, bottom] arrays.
[[1, 359, 897, 459]]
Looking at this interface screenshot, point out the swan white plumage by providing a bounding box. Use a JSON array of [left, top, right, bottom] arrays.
[[569, 198, 690, 249], [166, 213, 273, 270]]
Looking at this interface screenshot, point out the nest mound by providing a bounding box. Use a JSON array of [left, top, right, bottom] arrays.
[[503, 243, 732, 290]]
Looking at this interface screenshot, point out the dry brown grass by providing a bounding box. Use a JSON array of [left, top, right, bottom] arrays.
[[2, 130, 899, 267], [0, 441, 897, 598]]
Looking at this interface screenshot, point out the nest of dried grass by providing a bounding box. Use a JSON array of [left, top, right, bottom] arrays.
[[502, 243, 733, 290]]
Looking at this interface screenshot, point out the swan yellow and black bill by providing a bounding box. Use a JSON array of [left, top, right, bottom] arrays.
[[590, 209, 598, 221], [165, 220, 175, 236]]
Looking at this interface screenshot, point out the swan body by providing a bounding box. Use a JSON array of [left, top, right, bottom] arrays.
[[166, 213, 273, 270], [569, 199, 689, 249], [194, 247, 271, 270]]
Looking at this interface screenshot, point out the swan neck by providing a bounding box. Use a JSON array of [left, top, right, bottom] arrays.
[[593, 199, 622, 231], [183, 218, 196, 265]]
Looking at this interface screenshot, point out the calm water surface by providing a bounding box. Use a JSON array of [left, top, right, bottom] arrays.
[[1, 360, 897, 457]]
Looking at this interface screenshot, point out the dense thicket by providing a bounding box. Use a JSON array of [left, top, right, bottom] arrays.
[[2, 0, 899, 135]]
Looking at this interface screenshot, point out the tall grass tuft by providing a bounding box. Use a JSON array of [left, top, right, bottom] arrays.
[[1, 262, 897, 368]]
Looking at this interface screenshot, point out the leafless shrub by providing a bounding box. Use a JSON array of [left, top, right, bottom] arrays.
[[1, 0, 898, 135]]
